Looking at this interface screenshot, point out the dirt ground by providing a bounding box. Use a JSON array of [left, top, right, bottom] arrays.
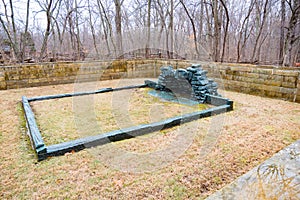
[[1, 78, 300, 199]]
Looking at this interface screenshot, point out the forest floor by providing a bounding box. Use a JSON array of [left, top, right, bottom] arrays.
[[1, 78, 300, 199]]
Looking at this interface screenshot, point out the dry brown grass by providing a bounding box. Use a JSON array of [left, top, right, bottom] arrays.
[[31, 83, 209, 145], [0, 78, 300, 199]]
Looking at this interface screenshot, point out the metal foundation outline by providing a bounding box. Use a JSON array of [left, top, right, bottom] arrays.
[[22, 80, 233, 161]]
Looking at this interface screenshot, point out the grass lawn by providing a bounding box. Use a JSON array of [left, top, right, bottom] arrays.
[[1, 78, 299, 199], [30, 83, 209, 145]]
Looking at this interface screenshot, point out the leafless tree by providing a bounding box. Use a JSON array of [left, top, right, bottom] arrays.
[[0, 0, 20, 61], [250, 0, 269, 63], [179, 0, 200, 57], [145, 0, 151, 58], [283, 0, 300, 66], [219, 0, 229, 62], [114, 0, 123, 57], [279, 0, 286, 64], [236, 0, 255, 63], [0, 0, 298, 65], [36, 0, 61, 61], [212, 0, 221, 62]]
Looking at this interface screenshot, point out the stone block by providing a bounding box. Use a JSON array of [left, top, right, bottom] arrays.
[[251, 68, 273, 75], [281, 81, 297, 88], [273, 70, 299, 77], [244, 72, 260, 79], [187, 67, 197, 73], [281, 92, 293, 100], [297, 85, 300, 96], [195, 70, 208, 76], [223, 74, 233, 80], [264, 79, 282, 87], [264, 90, 278, 98], [227, 65, 252, 72], [28, 79, 41, 84], [199, 80, 209, 85], [155, 64, 220, 102], [191, 64, 201, 68], [283, 76, 297, 83], [0, 74, 5, 82], [6, 80, 26, 89], [279, 87, 296, 95], [0, 81, 7, 90], [296, 95, 300, 103]]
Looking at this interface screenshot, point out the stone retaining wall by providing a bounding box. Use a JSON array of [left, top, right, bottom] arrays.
[[0, 59, 299, 102], [0, 60, 188, 90], [200, 63, 300, 103]]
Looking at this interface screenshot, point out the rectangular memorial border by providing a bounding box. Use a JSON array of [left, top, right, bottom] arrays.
[[22, 80, 233, 161]]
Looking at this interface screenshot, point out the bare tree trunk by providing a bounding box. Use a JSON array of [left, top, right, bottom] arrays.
[[114, 0, 123, 58], [279, 0, 286, 64], [251, 0, 269, 63], [212, 0, 221, 62], [88, 0, 99, 58], [199, 0, 204, 43], [52, 17, 62, 55], [180, 0, 200, 57], [293, 38, 300, 64], [51, 20, 57, 60], [168, 0, 174, 59], [96, 0, 114, 57], [204, 0, 213, 60], [20, 0, 31, 62], [56, 4, 68, 54], [256, 33, 268, 62], [219, 0, 229, 62], [237, 1, 255, 62], [39, 0, 60, 62], [145, 0, 151, 58], [9, 0, 20, 60], [154, 0, 167, 50], [283, 0, 300, 66], [74, 0, 82, 60], [0, 0, 21, 61], [65, 0, 75, 59], [0, 13, 16, 62]]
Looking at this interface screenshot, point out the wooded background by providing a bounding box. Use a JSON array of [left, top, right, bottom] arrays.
[[0, 0, 299, 66]]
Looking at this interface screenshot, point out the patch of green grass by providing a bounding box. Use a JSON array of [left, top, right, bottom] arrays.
[[264, 125, 275, 133], [87, 176, 102, 185], [171, 184, 188, 199], [16, 102, 26, 129], [16, 101, 38, 159], [166, 178, 188, 200], [238, 155, 249, 165], [220, 143, 233, 154], [213, 176, 223, 185], [282, 130, 297, 144]]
